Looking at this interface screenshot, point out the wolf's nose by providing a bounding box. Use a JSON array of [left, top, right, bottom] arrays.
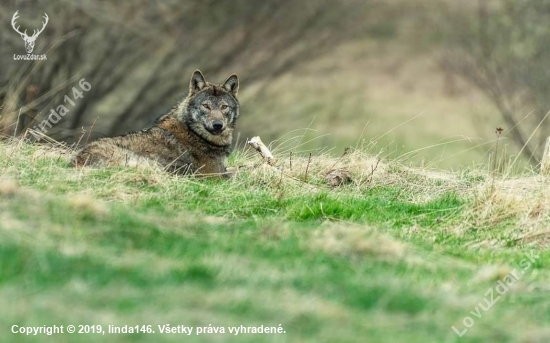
[[212, 121, 224, 131]]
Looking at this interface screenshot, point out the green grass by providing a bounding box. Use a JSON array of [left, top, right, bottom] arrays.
[[1, 140, 550, 343]]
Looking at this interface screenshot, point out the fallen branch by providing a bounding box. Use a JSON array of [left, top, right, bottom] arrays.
[[247, 136, 277, 166], [246, 135, 349, 189]]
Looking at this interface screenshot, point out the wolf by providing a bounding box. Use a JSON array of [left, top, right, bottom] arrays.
[[72, 70, 239, 176]]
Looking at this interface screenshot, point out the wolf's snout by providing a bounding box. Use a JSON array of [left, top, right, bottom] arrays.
[[212, 120, 224, 131]]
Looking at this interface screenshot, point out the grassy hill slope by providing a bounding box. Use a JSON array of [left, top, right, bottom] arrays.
[[1, 139, 550, 343]]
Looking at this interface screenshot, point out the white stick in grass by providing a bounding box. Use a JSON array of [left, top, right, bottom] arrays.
[[247, 136, 276, 166]]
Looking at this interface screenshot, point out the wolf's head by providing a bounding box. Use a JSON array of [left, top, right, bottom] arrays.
[[180, 70, 239, 147]]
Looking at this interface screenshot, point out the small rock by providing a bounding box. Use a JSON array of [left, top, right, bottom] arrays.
[[325, 169, 353, 187]]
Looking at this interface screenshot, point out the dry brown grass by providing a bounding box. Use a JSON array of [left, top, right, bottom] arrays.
[[310, 222, 407, 261], [443, 173, 550, 248], [0, 178, 18, 196], [4, 134, 550, 248]]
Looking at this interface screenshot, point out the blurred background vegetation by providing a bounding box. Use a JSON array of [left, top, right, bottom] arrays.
[[1, 0, 550, 169]]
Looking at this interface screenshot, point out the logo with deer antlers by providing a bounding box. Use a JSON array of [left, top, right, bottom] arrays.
[[11, 11, 49, 54]]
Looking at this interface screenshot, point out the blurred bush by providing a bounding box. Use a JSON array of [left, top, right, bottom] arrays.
[[0, 0, 371, 142], [439, 0, 550, 164]]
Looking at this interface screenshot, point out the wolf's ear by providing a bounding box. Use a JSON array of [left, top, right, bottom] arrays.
[[222, 74, 239, 96], [190, 70, 206, 94]]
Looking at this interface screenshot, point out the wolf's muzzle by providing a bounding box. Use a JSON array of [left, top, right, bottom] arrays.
[[207, 120, 225, 135]]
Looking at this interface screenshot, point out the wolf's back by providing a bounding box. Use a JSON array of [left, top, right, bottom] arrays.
[[71, 134, 155, 169]]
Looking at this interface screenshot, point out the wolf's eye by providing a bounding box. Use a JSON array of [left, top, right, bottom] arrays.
[[221, 105, 228, 110], [202, 103, 211, 110]]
